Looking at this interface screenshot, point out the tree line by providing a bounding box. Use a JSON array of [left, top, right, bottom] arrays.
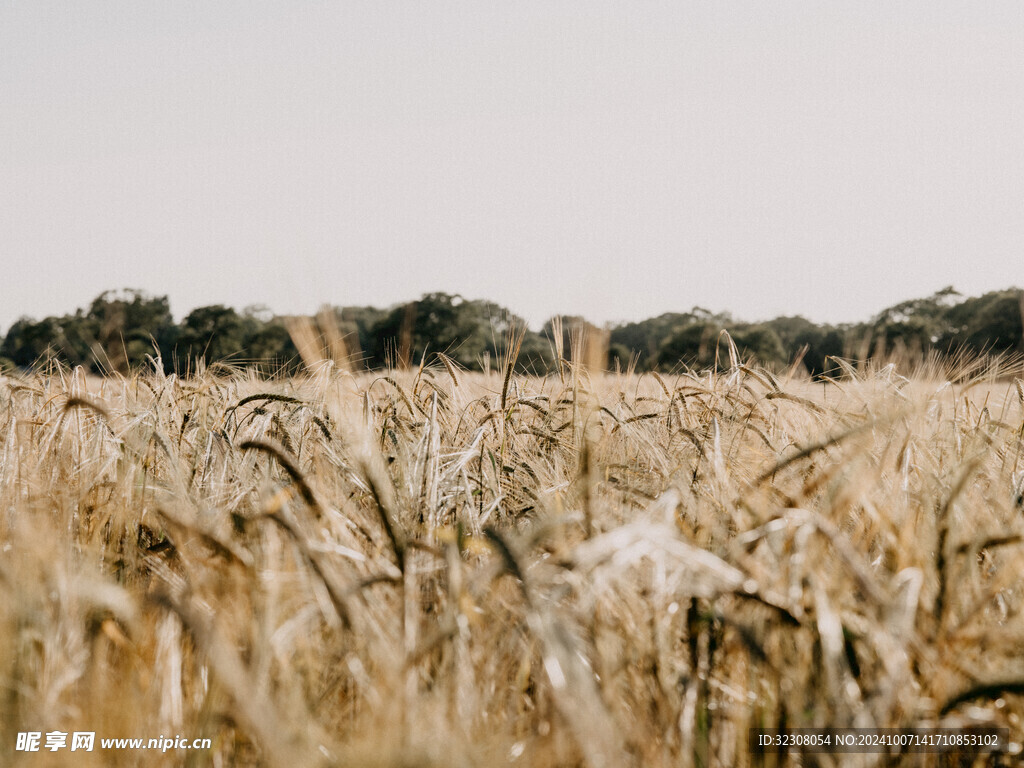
[[1, 286, 1021, 377]]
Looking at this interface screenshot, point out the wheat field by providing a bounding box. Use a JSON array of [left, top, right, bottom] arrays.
[[2, 352, 1024, 767]]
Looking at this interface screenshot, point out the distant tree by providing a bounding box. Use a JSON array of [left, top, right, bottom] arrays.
[[872, 318, 933, 360], [174, 305, 247, 371], [875, 286, 960, 329], [334, 306, 387, 368], [850, 286, 959, 364], [607, 342, 634, 371], [486, 304, 552, 373], [84, 289, 176, 373], [939, 289, 1023, 356], [237, 307, 302, 374], [763, 316, 845, 376], [0, 311, 106, 371], [0, 317, 64, 369], [656, 322, 718, 370], [816, 329, 846, 376], [515, 328, 555, 374], [538, 316, 615, 373], [657, 322, 786, 371], [730, 325, 787, 368], [4, 284, 1023, 378], [366, 293, 549, 372], [610, 311, 728, 371], [540, 315, 586, 365]]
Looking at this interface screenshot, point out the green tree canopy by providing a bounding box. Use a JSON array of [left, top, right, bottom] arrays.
[[174, 305, 247, 371], [939, 289, 1023, 356], [84, 289, 176, 372], [3, 285, 1023, 377], [366, 293, 550, 372], [657, 322, 787, 370]]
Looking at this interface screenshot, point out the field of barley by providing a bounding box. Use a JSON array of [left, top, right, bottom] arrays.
[[3, 351, 1024, 767]]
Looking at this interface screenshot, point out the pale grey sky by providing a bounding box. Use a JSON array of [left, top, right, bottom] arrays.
[[2, 2, 1022, 332]]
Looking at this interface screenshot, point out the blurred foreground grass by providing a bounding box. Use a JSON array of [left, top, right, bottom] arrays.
[[2, 357, 1024, 767]]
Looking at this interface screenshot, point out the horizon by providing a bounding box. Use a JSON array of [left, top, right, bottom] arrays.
[[2, 283, 1020, 339]]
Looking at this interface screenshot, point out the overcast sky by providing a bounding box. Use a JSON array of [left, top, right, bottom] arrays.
[[2, 2, 1022, 332]]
